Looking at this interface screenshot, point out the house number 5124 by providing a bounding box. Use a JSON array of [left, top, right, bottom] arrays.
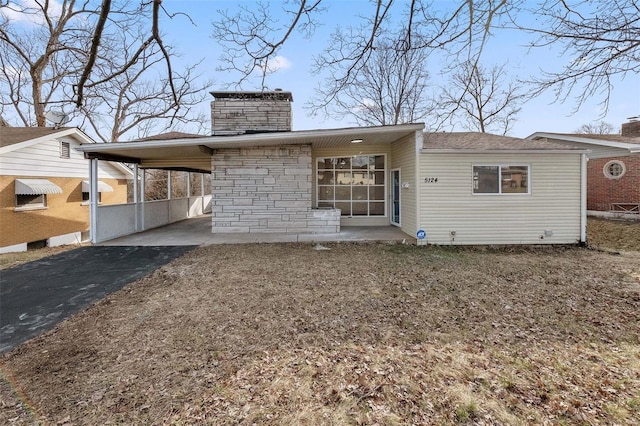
[[424, 177, 439, 183]]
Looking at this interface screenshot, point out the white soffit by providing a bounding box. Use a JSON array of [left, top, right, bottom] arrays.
[[82, 180, 114, 192], [75, 124, 425, 160], [15, 179, 63, 195]]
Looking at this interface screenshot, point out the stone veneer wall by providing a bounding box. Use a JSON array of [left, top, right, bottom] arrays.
[[211, 145, 340, 233]]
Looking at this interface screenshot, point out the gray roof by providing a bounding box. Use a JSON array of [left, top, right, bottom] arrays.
[[547, 133, 640, 145], [423, 132, 581, 150], [0, 127, 74, 148], [136, 131, 207, 142]]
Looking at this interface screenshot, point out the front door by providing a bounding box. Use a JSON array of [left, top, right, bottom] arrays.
[[391, 169, 400, 226]]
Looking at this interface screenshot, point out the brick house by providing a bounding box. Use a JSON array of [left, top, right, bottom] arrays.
[[0, 127, 132, 253], [528, 121, 640, 216], [78, 90, 589, 245]]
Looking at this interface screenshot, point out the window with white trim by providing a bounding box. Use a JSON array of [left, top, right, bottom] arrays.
[[317, 155, 386, 216], [82, 191, 102, 203], [603, 160, 625, 179], [16, 194, 47, 209], [473, 165, 529, 194]]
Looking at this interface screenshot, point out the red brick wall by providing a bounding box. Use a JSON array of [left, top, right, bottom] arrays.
[[587, 155, 640, 211]]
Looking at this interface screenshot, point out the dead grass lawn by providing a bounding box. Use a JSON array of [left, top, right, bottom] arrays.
[[1, 239, 639, 424], [587, 217, 640, 252]]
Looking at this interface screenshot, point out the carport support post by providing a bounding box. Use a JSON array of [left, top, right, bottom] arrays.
[[167, 170, 171, 200], [141, 169, 146, 231], [201, 173, 205, 212], [186, 173, 191, 218], [133, 164, 139, 232], [89, 158, 99, 243]]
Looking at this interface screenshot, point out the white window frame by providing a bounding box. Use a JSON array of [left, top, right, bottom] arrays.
[[15, 194, 47, 211], [316, 154, 387, 217], [472, 164, 531, 195], [603, 160, 626, 180], [81, 191, 102, 205]]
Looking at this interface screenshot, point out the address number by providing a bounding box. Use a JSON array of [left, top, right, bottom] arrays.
[[424, 177, 439, 183]]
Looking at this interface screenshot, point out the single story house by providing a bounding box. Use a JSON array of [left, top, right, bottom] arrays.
[[528, 120, 640, 215], [77, 91, 589, 245], [0, 127, 131, 253]]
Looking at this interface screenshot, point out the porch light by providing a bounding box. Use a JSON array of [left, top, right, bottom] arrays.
[[350, 138, 363, 143]]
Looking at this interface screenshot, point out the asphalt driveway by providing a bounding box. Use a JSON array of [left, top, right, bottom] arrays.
[[0, 245, 195, 353]]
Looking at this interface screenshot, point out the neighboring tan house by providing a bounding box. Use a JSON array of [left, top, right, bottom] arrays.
[[0, 127, 132, 253], [77, 90, 589, 245], [528, 120, 640, 215]]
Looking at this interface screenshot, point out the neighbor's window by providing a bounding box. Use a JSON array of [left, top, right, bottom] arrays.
[[82, 192, 102, 203], [473, 165, 529, 194], [317, 154, 386, 216], [16, 194, 46, 209], [60, 141, 70, 158], [603, 160, 625, 179]]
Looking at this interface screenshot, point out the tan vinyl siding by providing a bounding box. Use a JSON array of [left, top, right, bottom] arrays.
[[312, 144, 392, 226], [419, 153, 582, 245], [391, 133, 417, 236]]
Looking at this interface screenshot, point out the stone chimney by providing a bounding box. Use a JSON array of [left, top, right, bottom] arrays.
[[621, 117, 640, 137], [210, 90, 293, 136]]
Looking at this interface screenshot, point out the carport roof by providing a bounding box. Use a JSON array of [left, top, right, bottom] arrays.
[[76, 123, 425, 172]]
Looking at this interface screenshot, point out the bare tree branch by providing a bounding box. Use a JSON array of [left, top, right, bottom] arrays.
[[1, 0, 207, 140], [574, 121, 615, 135], [212, 0, 323, 89], [307, 34, 431, 126], [515, 0, 640, 115], [436, 61, 524, 135]]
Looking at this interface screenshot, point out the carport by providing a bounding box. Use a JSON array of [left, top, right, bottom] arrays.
[[76, 124, 424, 244]]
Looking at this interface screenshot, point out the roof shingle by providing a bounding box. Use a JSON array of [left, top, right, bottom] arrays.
[[422, 132, 581, 150], [0, 127, 73, 148]]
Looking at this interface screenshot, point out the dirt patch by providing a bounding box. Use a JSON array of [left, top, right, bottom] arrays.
[[587, 217, 640, 252], [1, 242, 639, 424], [0, 245, 80, 271]]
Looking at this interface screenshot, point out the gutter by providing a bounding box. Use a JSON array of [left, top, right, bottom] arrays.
[[76, 123, 427, 153], [420, 149, 590, 154]]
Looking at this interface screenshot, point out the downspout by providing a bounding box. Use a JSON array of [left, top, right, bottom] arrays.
[[580, 153, 587, 245], [415, 130, 424, 245], [89, 158, 99, 243]]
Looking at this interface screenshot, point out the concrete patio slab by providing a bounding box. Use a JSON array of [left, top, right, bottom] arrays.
[[98, 214, 415, 246]]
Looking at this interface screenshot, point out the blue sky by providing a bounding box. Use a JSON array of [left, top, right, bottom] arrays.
[[170, 0, 640, 137], [4, 0, 636, 138], [157, 0, 639, 138]]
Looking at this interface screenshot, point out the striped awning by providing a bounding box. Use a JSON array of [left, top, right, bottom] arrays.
[[82, 180, 114, 193], [15, 179, 63, 195]]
